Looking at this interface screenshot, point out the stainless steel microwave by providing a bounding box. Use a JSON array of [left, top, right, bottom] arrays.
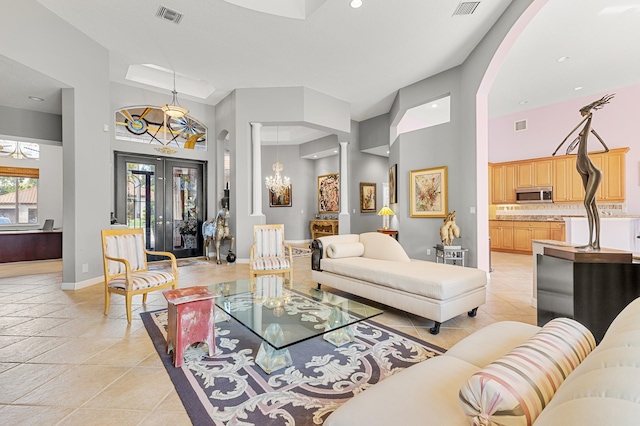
[[515, 187, 553, 203]]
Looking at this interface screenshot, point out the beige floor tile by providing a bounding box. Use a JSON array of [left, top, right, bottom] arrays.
[[0, 316, 32, 331], [14, 364, 129, 407], [0, 363, 71, 403], [58, 408, 149, 426], [0, 317, 72, 336], [84, 367, 175, 410], [0, 404, 73, 425], [27, 337, 120, 364], [82, 337, 156, 367], [0, 336, 73, 363]]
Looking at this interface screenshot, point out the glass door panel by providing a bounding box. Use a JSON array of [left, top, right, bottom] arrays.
[[115, 153, 205, 258]]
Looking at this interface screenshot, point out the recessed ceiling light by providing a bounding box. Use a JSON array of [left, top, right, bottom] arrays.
[[333, 150, 338, 153], [431, 103, 438, 108], [313, 155, 317, 158], [28, 96, 44, 101], [386, 151, 390, 154], [519, 100, 528, 105], [557, 56, 570, 62], [350, 0, 362, 9], [574, 86, 583, 91]]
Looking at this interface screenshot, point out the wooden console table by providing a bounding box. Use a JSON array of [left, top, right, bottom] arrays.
[[310, 220, 339, 240], [0, 230, 62, 263]]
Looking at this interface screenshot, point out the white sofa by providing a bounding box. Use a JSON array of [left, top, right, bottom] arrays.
[[326, 295, 640, 425], [311, 232, 487, 334]]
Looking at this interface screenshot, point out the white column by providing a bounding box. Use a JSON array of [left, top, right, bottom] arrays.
[[338, 141, 350, 234], [251, 122, 263, 216]]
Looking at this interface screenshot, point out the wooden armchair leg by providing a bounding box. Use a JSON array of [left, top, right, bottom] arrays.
[[104, 291, 111, 316], [126, 294, 133, 323], [142, 293, 148, 304]]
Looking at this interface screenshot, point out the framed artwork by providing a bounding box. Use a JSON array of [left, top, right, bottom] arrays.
[[269, 186, 292, 207], [410, 166, 448, 218], [389, 164, 397, 204], [318, 173, 339, 213], [359, 182, 377, 213]]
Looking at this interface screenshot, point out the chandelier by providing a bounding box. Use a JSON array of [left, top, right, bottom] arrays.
[[162, 70, 188, 118], [265, 127, 291, 195]]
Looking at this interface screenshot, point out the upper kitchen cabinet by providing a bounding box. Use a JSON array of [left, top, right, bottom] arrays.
[[491, 148, 628, 205], [590, 148, 627, 202], [491, 163, 516, 204], [517, 159, 553, 188]]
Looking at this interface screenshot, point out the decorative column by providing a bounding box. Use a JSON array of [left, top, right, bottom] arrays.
[[251, 122, 263, 216], [338, 141, 350, 234]]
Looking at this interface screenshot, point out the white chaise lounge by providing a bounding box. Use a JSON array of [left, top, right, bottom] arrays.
[[311, 232, 487, 334]]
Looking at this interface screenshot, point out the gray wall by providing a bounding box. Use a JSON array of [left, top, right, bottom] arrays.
[[0, 106, 62, 143], [2, 1, 111, 287], [261, 144, 316, 241], [347, 121, 389, 234]]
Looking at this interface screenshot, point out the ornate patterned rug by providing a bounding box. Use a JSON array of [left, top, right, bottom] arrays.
[[141, 308, 444, 425]]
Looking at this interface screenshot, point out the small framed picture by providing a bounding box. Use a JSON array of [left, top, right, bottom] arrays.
[[269, 186, 292, 207], [359, 182, 377, 213], [389, 164, 397, 204], [410, 166, 448, 218]]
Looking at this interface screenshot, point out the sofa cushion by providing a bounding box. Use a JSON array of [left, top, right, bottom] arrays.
[[326, 242, 365, 259], [320, 257, 486, 300], [445, 321, 540, 368], [325, 355, 478, 426], [359, 232, 410, 262], [458, 317, 596, 426]]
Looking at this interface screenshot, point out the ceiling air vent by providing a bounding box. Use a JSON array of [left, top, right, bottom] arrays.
[[514, 119, 527, 132], [156, 6, 183, 24], [453, 2, 480, 16]]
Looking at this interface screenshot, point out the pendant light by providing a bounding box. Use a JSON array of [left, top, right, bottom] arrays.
[[162, 70, 188, 118]]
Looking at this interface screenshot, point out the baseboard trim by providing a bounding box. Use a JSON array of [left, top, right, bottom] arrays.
[[61, 275, 102, 291]]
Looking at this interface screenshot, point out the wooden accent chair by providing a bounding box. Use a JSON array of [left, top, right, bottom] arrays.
[[101, 228, 179, 322], [249, 224, 293, 281]]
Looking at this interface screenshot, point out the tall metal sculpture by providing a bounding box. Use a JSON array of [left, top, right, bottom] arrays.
[[552, 94, 613, 251], [203, 191, 235, 264]]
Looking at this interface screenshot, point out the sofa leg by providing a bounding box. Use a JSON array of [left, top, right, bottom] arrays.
[[429, 322, 441, 335], [317, 283, 322, 290], [468, 308, 478, 317]]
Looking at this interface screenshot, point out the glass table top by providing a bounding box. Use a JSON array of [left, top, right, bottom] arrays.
[[208, 276, 383, 350]]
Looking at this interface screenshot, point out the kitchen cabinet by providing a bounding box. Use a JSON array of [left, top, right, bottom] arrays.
[[490, 163, 516, 204], [513, 221, 551, 253], [489, 221, 514, 251], [490, 220, 565, 254], [492, 147, 628, 205], [516, 159, 553, 188], [550, 222, 566, 242], [590, 150, 626, 202]]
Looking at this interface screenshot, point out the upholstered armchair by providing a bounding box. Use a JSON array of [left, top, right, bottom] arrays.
[[101, 228, 179, 322], [249, 224, 293, 281]]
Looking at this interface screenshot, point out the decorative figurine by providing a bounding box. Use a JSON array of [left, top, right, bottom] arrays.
[[553, 94, 613, 251], [203, 193, 235, 264], [440, 211, 460, 246]]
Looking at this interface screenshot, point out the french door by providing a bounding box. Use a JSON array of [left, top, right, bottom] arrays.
[[114, 152, 206, 259]]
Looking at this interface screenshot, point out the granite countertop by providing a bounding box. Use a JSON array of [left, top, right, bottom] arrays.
[[492, 216, 566, 222]]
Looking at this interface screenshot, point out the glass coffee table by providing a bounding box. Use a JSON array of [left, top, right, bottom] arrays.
[[208, 275, 383, 374]]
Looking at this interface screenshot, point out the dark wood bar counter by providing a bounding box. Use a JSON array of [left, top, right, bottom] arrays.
[[537, 246, 640, 342], [0, 230, 62, 263]]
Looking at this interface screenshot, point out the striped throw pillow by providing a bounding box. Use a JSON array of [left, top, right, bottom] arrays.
[[459, 318, 596, 426]]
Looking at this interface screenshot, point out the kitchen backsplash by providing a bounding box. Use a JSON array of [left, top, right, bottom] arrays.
[[493, 203, 625, 218]]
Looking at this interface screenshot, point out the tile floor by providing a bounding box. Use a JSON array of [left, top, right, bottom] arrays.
[[0, 250, 536, 425]]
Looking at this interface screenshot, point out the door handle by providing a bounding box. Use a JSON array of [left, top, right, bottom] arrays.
[[156, 221, 163, 225], [166, 221, 172, 225]]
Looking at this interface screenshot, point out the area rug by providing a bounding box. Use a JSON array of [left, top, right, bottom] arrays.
[[141, 309, 444, 425], [285, 246, 312, 258]]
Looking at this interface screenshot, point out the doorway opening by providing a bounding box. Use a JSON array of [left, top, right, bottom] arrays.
[[114, 152, 206, 258]]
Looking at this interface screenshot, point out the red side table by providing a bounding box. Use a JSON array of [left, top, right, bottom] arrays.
[[163, 286, 217, 367]]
